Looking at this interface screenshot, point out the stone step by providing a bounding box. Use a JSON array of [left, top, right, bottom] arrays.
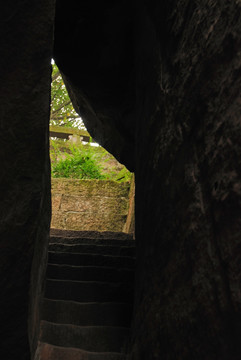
[[49, 243, 136, 257], [39, 321, 129, 353], [48, 252, 135, 268], [45, 279, 133, 303], [35, 342, 125, 360], [41, 299, 133, 327], [50, 228, 133, 241], [47, 264, 135, 283], [50, 236, 134, 247]]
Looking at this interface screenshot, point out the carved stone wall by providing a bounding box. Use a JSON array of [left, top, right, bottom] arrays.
[[51, 179, 131, 232]]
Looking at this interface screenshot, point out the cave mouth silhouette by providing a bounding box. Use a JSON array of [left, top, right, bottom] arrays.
[[1, 1, 241, 360]]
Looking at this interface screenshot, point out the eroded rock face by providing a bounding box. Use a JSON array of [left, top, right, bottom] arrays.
[[53, 0, 136, 171], [54, 1, 241, 359], [0, 2, 55, 359], [132, 2, 241, 359]]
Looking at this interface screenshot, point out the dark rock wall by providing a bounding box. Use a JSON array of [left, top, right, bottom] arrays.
[[0, 1, 55, 359], [54, 1, 241, 359], [132, 1, 241, 359]]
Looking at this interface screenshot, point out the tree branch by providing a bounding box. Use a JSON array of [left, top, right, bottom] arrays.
[[51, 100, 71, 116], [52, 70, 61, 82], [51, 82, 62, 103], [50, 115, 80, 120]]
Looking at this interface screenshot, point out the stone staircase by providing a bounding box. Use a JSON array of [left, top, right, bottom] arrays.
[[35, 230, 135, 360]]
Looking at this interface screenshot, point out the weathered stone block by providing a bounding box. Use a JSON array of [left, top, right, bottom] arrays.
[[51, 179, 130, 232], [52, 194, 62, 211], [51, 212, 66, 230], [65, 212, 127, 232]]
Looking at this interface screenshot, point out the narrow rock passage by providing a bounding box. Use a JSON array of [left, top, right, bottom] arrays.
[[35, 229, 135, 360]]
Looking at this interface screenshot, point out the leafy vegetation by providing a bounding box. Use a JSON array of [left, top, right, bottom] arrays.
[[51, 144, 105, 179], [50, 62, 133, 181], [50, 140, 132, 181], [50, 63, 84, 129]]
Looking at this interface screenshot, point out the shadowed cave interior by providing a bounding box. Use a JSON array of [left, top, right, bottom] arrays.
[[1, 1, 241, 359]]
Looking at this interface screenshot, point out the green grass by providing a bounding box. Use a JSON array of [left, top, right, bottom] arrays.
[[51, 145, 105, 179]]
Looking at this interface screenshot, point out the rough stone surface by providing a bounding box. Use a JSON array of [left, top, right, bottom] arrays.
[[51, 179, 130, 232], [50, 229, 134, 240], [54, 1, 241, 359], [35, 230, 134, 359], [123, 177, 135, 235], [35, 343, 125, 360], [131, 2, 241, 359], [0, 1, 55, 359]]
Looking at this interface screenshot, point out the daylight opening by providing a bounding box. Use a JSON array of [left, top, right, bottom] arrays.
[[49, 61, 135, 234]]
